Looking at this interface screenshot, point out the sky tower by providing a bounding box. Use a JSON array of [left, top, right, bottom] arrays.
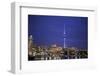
[[64, 24, 66, 48]]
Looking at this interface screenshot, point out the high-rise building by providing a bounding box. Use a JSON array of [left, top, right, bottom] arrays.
[[28, 35, 33, 56], [64, 24, 66, 48]]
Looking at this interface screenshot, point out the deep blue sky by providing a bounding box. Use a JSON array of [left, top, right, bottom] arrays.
[[28, 15, 88, 49]]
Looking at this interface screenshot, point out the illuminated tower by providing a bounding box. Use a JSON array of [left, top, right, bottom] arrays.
[[64, 24, 66, 48], [28, 35, 33, 48], [28, 35, 33, 56]]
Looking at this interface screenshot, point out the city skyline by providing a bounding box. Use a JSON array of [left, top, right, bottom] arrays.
[[28, 15, 88, 49]]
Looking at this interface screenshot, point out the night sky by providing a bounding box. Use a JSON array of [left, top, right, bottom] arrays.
[[28, 15, 88, 49]]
